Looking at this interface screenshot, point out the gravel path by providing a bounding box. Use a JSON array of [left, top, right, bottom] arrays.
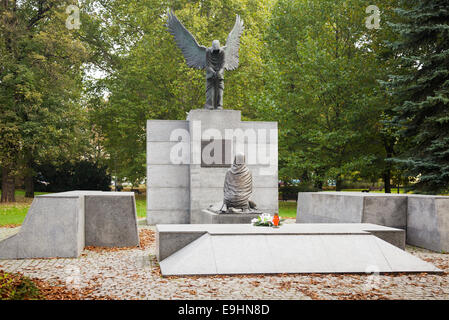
[[1, 225, 448, 300]]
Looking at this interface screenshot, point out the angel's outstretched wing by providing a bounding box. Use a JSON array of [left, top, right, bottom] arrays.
[[224, 15, 244, 71], [166, 11, 207, 70]]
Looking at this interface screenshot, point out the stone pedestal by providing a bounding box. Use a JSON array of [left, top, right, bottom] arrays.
[[147, 109, 278, 225], [197, 209, 258, 224]]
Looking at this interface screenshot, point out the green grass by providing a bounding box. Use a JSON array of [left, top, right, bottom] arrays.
[[135, 194, 146, 218], [0, 189, 295, 226], [0, 190, 48, 198], [340, 188, 408, 194], [0, 187, 427, 226], [0, 190, 147, 226], [5, 188, 423, 226], [279, 201, 297, 218], [0, 205, 29, 226], [0, 190, 48, 226]]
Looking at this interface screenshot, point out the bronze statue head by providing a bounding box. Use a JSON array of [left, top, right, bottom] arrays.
[[234, 153, 246, 165], [211, 40, 220, 52]]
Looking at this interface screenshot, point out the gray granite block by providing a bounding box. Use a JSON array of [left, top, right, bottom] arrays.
[[296, 192, 407, 229], [147, 109, 278, 225], [147, 209, 190, 225], [194, 209, 259, 224], [84, 193, 139, 247], [0, 195, 84, 259], [158, 229, 439, 276], [156, 223, 407, 265], [407, 195, 449, 252], [297, 192, 449, 252], [0, 191, 139, 259]]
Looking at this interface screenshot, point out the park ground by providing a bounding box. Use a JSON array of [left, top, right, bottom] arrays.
[[0, 190, 148, 227], [0, 188, 406, 227], [1, 189, 448, 300], [0, 190, 298, 227], [1, 224, 448, 300]]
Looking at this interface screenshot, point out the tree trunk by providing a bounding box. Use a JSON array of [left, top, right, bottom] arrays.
[[24, 173, 34, 198], [314, 180, 323, 191], [1, 167, 15, 202], [24, 155, 35, 198], [382, 136, 395, 194], [383, 171, 391, 193], [335, 176, 343, 191]]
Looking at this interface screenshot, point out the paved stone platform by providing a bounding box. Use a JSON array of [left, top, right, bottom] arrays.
[[156, 223, 438, 276], [156, 223, 406, 261], [160, 233, 440, 276], [1, 225, 449, 300]]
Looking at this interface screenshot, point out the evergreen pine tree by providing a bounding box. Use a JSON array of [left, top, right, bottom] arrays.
[[388, 0, 449, 193]]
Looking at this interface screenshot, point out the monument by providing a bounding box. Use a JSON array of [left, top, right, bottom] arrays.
[[166, 11, 244, 109], [0, 12, 443, 280], [150, 12, 441, 276], [199, 153, 264, 224], [221, 153, 259, 214], [147, 11, 278, 225]]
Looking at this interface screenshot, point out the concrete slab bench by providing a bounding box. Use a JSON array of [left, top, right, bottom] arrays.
[[0, 191, 139, 259]]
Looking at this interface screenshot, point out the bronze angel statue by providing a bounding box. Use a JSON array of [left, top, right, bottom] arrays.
[[166, 11, 244, 110]]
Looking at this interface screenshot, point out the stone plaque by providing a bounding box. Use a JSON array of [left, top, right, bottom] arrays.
[[201, 139, 232, 167]]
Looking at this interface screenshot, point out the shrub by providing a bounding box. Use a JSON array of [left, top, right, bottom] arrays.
[[35, 160, 111, 192], [0, 271, 41, 300], [279, 184, 318, 200]]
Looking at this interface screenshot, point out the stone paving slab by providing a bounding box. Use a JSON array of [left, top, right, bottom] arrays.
[[156, 223, 406, 261], [159, 233, 440, 276], [0, 225, 448, 300]]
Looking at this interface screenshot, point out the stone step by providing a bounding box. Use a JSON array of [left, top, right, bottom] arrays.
[[156, 223, 406, 261], [159, 232, 441, 276]]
